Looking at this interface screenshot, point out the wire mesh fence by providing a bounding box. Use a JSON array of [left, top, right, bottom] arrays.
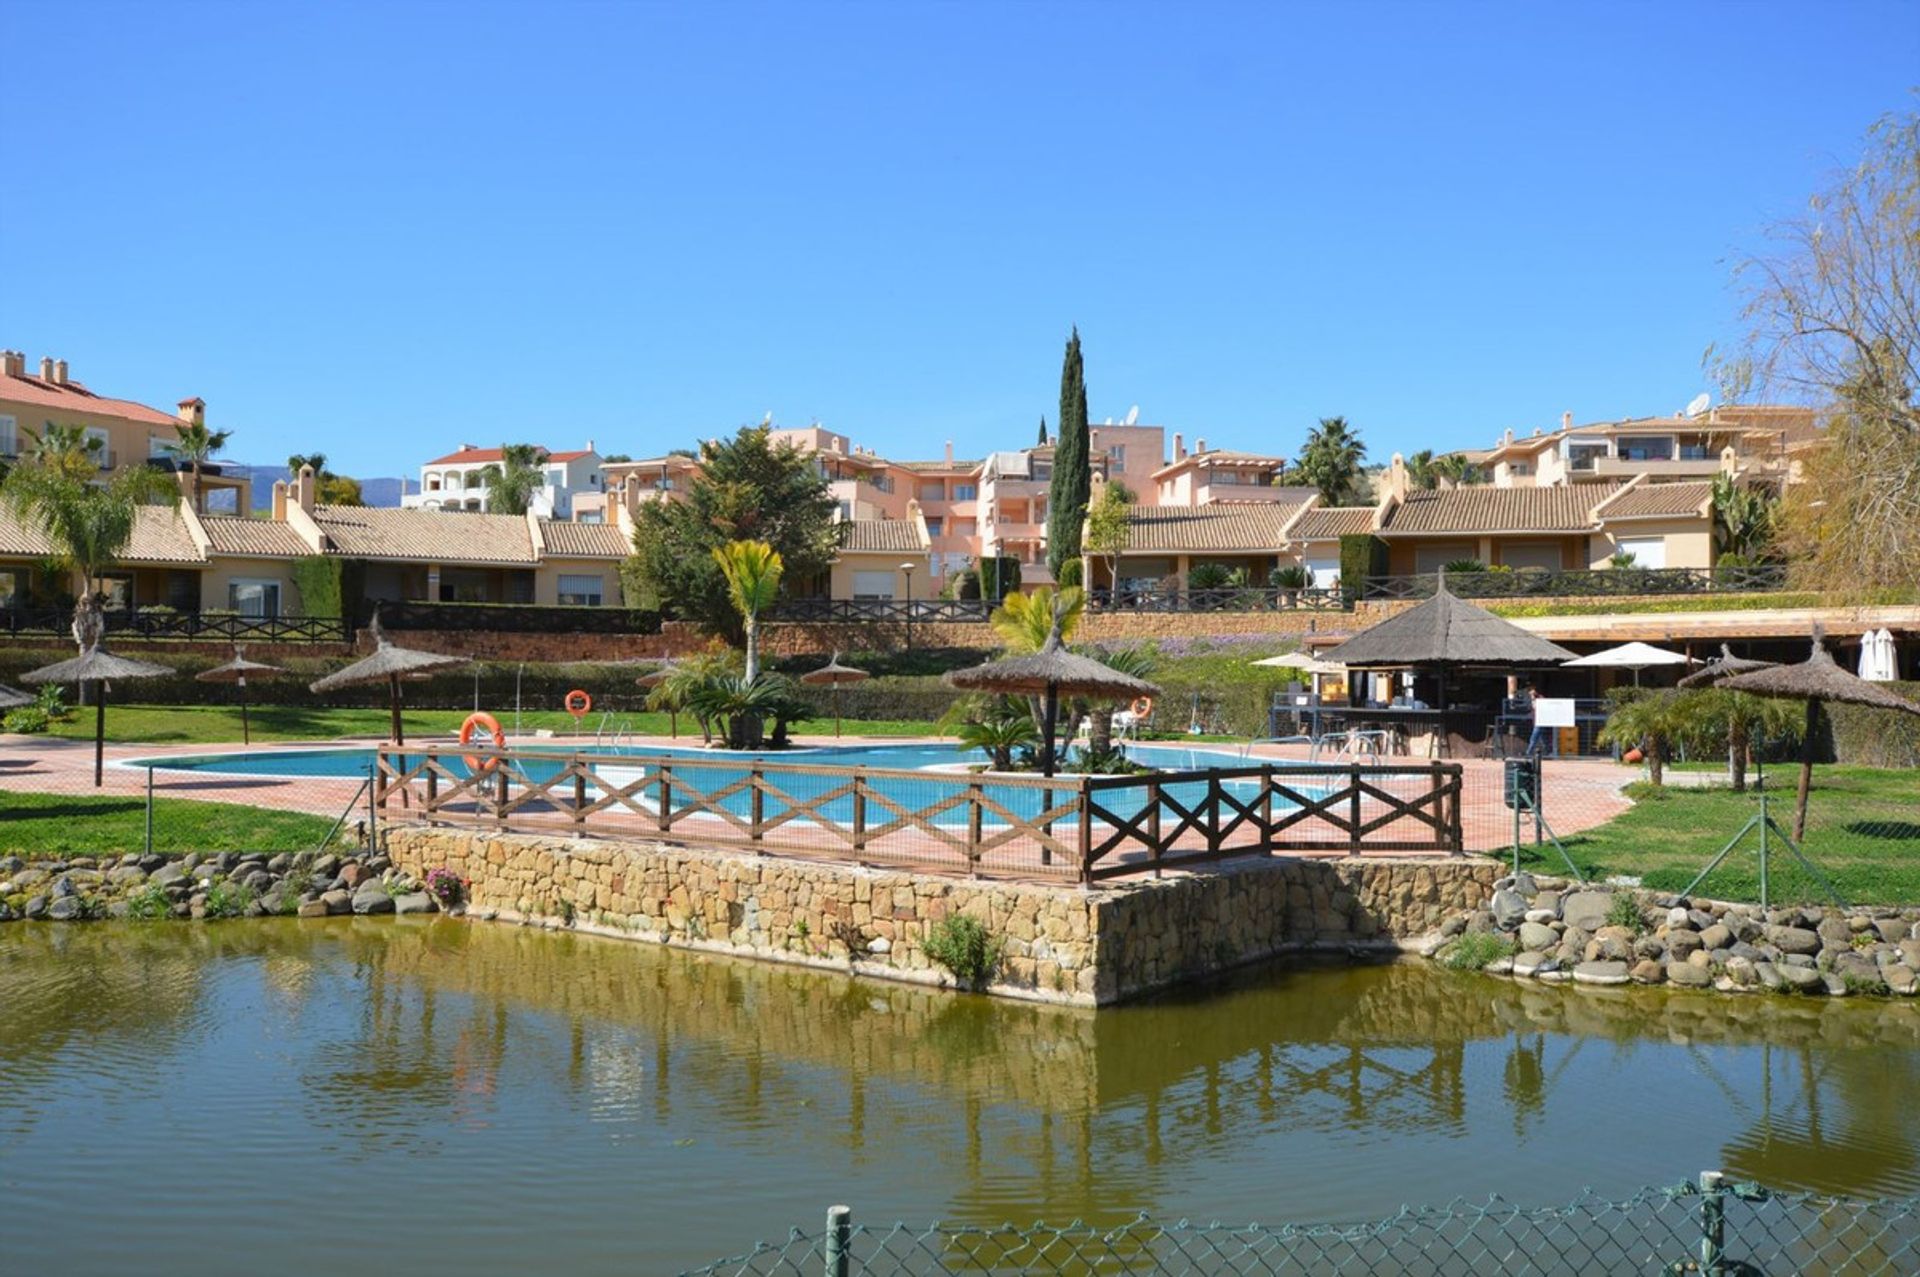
[[683, 1173, 1920, 1277]]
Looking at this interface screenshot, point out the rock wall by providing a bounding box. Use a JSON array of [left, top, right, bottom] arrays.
[[384, 827, 1503, 1005]]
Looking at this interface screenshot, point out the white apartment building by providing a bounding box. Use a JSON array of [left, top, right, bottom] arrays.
[[404, 442, 605, 518]]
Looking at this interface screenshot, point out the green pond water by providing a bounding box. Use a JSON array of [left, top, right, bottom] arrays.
[[4, 920, 1920, 1275]]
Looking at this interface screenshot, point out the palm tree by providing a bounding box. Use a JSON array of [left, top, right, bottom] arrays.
[[652, 649, 743, 744], [952, 700, 1040, 770], [1083, 644, 1156, 754], [22, 423, 105, 483], [1597, 691, 1690, 787], [480, 443, 548, 515], [1298, 416, 1367, 505], [686, 672, 786, 749], [161, 421, 233, 513], [1, 459, 175, 648], [1406, 449, 1439, 491], [1711, 473, 1778, 564], [1432, 454, 1484, 488], [287, 452, 328, 477], [711, 539, 784, 681], [1673, 688, 1803, 793], [989, 585, 1084, 654]]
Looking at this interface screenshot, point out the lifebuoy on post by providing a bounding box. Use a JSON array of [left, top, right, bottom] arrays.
[[564, 689, 593, 720], [460, 711, 506, 773], [1130, 696, 1155, 719]]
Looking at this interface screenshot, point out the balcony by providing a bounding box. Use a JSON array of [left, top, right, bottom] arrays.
[[1591, 456, 1725, 478], [988, 521, 1046, 542]]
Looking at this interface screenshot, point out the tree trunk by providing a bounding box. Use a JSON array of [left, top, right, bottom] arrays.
[[744, 617, 759, 683], [1090, 707, 1114, 755], [1728, 718, 1749, 793]]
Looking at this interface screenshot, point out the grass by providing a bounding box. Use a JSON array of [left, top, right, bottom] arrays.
[[0, 791, 338, 858], [1527, 766, 1920, 906], [38, 704, 941, 746], [1439, 931, 1516, 970]]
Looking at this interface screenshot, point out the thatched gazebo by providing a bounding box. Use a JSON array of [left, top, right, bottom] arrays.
[[309, 614, 470, 745], [1318, 582, 1576, 754], [20, 646, 172, 786], [1677, 643, 1777, 689], [1719, 636, 1920, 840], [946, 624, 1159, 777], [195, 646, 286, 746], [799, 652, 869, 738]]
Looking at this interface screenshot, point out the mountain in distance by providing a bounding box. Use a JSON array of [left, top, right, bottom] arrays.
[[219, 464, 416, 511]]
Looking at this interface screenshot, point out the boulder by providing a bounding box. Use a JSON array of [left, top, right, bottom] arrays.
[[50, 875, 76, 899], [1666, 961, 1712, 989], [1511, 951, 1550, 978], [296, 901, 330, 918], [1871, 917, 1909, 944], [1699, 924, 1733, 952], [1666, 906, 1691, 929], [320, 889, 353, 916], [12, 868, 49, 889], [1725, 956, 1757, 986], [1561, 892, 1613, 933], [1510, 872, 1538, 897], [1754, 962, 1784, 992], [150, 864, 189, 888], [1821, 973, 1851, 997], [1517, 922, 1558, 953], [351, 884, 394, 916], [1768, 926, 1821, 956], [107, 865, 147, 886], [46, 896, 84, 922], [392, 892, 435, 916], [1573, 960, 1630, 986], [1630, 959, 1666, 985], [1777, 964, 1825, 993], [1816, 916, 1853, 949], [339, 863, 373, 890], [1533, 891, 1562, 917], [1666, 928, 1704, 961], [1490, 888, 1527, 929], [1523, 909, 1558, 925], [24, 895, 47, 920], [1881, 963, 1918, 996]]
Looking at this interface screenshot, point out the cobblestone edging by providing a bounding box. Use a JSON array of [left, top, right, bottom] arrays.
[[383, 828, 1506, 1005], [1425, 875, 1920, 998]]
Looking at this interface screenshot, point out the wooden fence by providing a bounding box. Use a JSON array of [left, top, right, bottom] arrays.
[[375, 746, 1463, 884]]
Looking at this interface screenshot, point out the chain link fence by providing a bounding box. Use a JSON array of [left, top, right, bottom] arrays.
[[684, 1173, 1920, 1276]]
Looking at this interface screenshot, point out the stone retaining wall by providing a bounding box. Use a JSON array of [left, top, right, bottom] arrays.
[[384, 827, 1502, 1005]]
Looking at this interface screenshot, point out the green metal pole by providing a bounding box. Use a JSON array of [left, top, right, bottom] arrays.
[[1698, 1170, 1726, 1277], [825, 1205, 851, 1277], [145, 765, 155, 856], [1757, 792, 1769, 911]]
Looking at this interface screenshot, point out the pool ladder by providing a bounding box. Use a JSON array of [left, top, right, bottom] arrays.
[[594, 713, 635, 750]]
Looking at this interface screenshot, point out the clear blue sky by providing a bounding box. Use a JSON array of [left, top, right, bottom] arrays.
[[6, 1, 1916, 477]]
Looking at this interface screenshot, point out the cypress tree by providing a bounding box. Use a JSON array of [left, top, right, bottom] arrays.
[[1046, 329, 1091, 579], [1036, 416, 1048, 446]]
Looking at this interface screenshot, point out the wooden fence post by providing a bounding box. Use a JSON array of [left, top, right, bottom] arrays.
[[1348, 763, 1363, 855], [750, 762, 765, 846], [1206, 772, 1222, 855], [494, 764, 509, 828], [573, 761, 587, 839], [1260, 765, 1275, 855], [851, 772, 867, 852], [1148, 777, 1163, 879], [967, 780, 983, 878], [1077, 781, 1093, 883], [655, 765, 672, 833]]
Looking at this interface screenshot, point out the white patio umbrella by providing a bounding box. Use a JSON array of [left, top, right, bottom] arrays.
[[1563, 641, 1694, 687], [1858, 628, 1898, 683]]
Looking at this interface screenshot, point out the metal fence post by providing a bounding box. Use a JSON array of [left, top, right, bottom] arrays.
[[825, 1204, 851, 1277], [1697, 1170, 1727, 1277], [145, 765, 155, 856]]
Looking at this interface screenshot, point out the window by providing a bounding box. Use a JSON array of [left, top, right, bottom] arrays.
[[0, 569, 21, 604], [851, 570, 895, 599], [84, 427, 111, 467], [578, 511, 604, 525], [924, 517, 944, 536], [1501, 543, 1564, 572], [100, 575, 133, 609], [918, 482, 946, 501], [1617, 437, 1675, 463], [952, 483, 977, 501], [1030, 463, 1052, 482], [228, 579, 282, 617], [557, 574, 605, 606], [1617, 537, 1667, 570], [1107, 445, 1126, 468], [0, 414, 16, 456]]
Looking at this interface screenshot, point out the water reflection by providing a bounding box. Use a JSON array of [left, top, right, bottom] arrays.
[[3, 921, 1920, 1273]]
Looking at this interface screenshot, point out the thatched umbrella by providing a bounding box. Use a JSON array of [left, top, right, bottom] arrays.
[[1720, 636, 1920, 840], [799, 651, 869, 738], [309, 613, 470, 745], [20, 646, 172, 786], [195, 646, 286, 746], [0, 684, 33, 710], [1677, 643, 1777, 689], [946, 623, 1159, 777]]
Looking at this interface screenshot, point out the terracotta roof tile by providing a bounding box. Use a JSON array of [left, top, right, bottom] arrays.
[[310, 505, 537, 564], [1289, 506, 1377, 540], [423, 445, 595, 466], [0, 503, 204, 564], [0, 372, 188, 429], [1118, 503, 1309, 553], [840, 519, 926, 553], [198, 516, 315, 558], [1381, 485, 1622, 534], [1597, 480, 1713, 519], [538, 520, 633, 558]]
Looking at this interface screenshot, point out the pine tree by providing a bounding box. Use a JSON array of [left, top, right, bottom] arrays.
[[1046, 329, 1091, 578]]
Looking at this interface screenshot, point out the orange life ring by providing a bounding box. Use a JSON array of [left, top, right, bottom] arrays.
[[563, 689, 592, 719], [1130, 696, 1154, 718], [460, 711, 506, 773], [1624, 747, 1644, 764]]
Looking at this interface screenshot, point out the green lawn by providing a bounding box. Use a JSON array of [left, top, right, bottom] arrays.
[[1525, 767, 1920, 906], [34, 704, 941, 746], [0, 791, 340, 859]]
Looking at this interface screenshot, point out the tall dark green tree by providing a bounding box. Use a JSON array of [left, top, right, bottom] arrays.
[[1036, 416, 1048, 446], [1046, 329, 1090, 579], [622, 425, 839, 641]]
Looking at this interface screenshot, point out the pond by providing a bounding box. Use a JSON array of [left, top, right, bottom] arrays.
[[4, 920, 1919, 1275]]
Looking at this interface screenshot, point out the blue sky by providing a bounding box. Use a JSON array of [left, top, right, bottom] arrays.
[[6, 1, 1916, 477]]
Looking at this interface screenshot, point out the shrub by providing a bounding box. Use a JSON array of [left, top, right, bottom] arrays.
[[1187, 563, 1235, 590], [922, 915, 1005, 988], [1438, 932, 1515, 971], [424, 867, 465, 907], [34, 683, 70, 721], [203, 881, 254, 919], [124, 882, 172, 921], [3, 706, 50, 734], [1056, 558, 1083, 588], [1605, 893, 1647, 935]]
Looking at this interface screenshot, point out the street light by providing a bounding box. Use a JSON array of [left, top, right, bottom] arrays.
[[900, 561, 917, 652]]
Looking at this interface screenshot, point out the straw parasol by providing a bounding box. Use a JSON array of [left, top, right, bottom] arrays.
[[20, 646, 172, 786], [309, 612, 470, 745], [195, 646, 286, 746], [799, 651, 869, 738], [1719, 635, 1920, 840], [1677, 643, 1777, 689], [945, 619, 1159, 777], [0, 684, 33, 710]]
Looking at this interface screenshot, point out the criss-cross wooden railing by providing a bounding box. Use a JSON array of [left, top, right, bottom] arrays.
[[374, 747, 1463, 883]]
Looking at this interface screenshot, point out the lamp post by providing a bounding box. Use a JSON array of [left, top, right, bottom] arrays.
[[900, 562, 917, 652]]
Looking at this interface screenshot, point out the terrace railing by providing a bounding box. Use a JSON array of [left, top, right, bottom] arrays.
[[1086, 585, 1351, 613], [0, 605, 349, 644], [373, 745, 1463, 883], [765, 598, 997, 623], [363, 600, 665, 634], [1361, 564, 1791, 601]]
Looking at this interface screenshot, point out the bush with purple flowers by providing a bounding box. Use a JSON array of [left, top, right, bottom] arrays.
[[424, 867, 465, 907]]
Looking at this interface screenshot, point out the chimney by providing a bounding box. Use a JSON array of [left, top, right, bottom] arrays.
[[1173, 432, 1185, 461], [177, 397, 205, 427], [272, 480, 288, 522], [52, 359, 68, 386], [0, 350, 19, 377], [296, 464, 317, 513], [944, 439, 953, 464], [1561, 411, 1572, 432], [1196, 437, 1207, 454], [1389, 452, 1410, 501], [39, 356, 54, 381], [1502, 428, 1514, 447]]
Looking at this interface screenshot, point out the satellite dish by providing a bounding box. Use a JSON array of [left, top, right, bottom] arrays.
[[1124, 405, 1140, 425], [762, 411, 774, 426], [1684, 393, 1710, 418]]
